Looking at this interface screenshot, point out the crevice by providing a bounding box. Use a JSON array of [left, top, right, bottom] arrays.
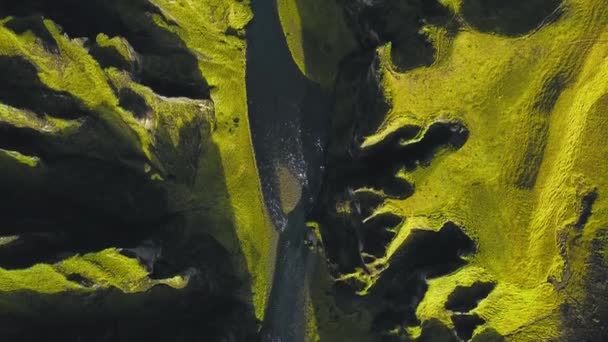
[[445, 281, 496, 313], [90, 38, 139, 72], [574, 189, 598, 230], [65, 273, 96, 288], [0, 55, 91, 120], [452, 314, 486, 341], [313, 117, 469, 274], [361, 213, 403, 257], [384, 222, 476, 278], [4, 16, 58, 53], [371, 309, 409, 333], [118, 88, 152, 119], [357, 120, 469, 171], [353, 190, 385, 218], [0, 233, 74, 269]]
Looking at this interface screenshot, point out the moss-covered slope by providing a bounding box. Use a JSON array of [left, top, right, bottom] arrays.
[[0, 0, 273, 339]]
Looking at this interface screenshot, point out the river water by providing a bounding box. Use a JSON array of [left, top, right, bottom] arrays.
[[245, 0, 331, 340]]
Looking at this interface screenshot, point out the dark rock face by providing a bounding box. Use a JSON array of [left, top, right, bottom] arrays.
[[445, 282, 496, 313]]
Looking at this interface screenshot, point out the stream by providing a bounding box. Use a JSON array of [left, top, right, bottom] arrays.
[[245, 0, 331, 340]]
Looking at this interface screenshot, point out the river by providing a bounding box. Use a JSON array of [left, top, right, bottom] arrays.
[[245, 0, 331, 340]]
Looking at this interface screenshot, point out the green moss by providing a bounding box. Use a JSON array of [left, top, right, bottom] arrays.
[[0, 149, 40, 167], [57, 249, 188, 292], [277, 0, 357, 87], [0, 264, 82, 293], [0, 248, 187, 294]]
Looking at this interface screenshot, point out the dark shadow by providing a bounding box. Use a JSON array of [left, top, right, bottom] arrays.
[[513, 73, 569, 189], [512, 73, 567, 188], [357, 120, 469, 171], [452, 314, 485, 341], [0, 0, 209, 99], [445, 281, 496, 313], [574, 189, 598, 230], [362, 213, 403, 257], [4, 16, 58, 52], [390, 33, 436, 72], [461, 0, 562, 36], [0, 120, 200, 263], [118, 88, 152, 119], [367, 221, 476, 304], [533, 74, 566, 114], [0, 56, 91, 119], [153, 114, 206, 186]]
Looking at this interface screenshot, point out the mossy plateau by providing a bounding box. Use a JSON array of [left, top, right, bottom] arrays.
[[286, 0, 608, 341]]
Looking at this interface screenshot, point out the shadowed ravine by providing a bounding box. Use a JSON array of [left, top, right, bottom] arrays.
[[246, 0, 330, 341]]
